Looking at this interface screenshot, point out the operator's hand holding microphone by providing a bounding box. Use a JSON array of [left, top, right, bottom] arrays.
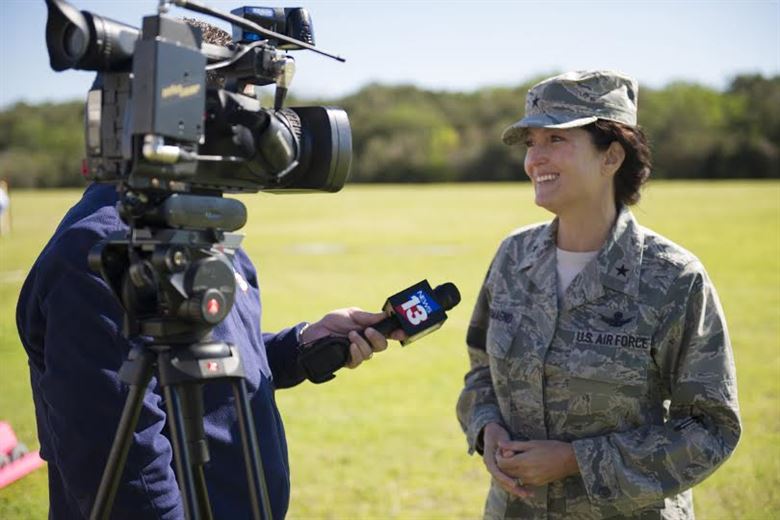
[[298, 308, 407, 369], [297, 280, 461, 383]]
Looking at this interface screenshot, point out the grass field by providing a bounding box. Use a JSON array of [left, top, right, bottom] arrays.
[[0, 181, 778, 519]]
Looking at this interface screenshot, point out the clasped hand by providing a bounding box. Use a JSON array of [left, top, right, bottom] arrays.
[[481, 422, 579, 498], [300, 307, 406, 368]]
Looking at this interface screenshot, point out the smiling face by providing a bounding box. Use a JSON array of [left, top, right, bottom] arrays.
[[523, 127, 617, 218]]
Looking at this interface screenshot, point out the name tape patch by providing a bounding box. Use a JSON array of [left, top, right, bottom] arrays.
[[576, 330, 650, 350], [489, 308, 514, 324]]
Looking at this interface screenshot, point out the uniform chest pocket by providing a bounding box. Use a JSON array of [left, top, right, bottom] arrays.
[[570, 341, 648, 385], [566, 341, 649, 432], [485, 300, 520, 360], [485, 321, 514, 359]]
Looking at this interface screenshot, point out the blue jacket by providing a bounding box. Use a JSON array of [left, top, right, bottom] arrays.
[[17, 183, 305, 519]]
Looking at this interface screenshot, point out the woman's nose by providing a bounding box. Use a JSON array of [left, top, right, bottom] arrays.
[[524, 146, 547, 172]]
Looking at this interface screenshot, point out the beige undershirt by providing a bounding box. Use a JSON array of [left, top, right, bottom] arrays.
[[556, 248, 598, 299]]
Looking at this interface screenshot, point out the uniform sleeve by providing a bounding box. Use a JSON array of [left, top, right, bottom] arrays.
[[572, 261, 741, 513], [21, 236, 182, 518], [456, 274, 505, 455]]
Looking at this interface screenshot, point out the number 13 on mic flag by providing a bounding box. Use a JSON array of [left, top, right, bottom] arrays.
[[385, 279, 450, 346]]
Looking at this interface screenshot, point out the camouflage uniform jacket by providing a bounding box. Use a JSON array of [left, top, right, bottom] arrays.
[[457, 207, 741, 519]]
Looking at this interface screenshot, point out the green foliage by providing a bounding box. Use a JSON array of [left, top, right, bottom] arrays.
[[641, 77, 780, 179], [0, 102, 85, 188], [1, 182, 778, 518], [341, 82, 533, 183], [1, 75, 778, 187], [342, 86, 461, 182]]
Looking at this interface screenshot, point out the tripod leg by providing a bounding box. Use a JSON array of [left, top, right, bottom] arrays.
[[179, 383, 213, 520], [233, 379, 273, 520], [164, 384, 201, 520], [91, 348, 155, 520], [192, 465, 212, 519]]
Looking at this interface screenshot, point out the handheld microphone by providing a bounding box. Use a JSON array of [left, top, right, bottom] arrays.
[[297, 280, 460, 383]]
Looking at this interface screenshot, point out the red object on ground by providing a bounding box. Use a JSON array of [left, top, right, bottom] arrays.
[[0, 421, 45, 489]]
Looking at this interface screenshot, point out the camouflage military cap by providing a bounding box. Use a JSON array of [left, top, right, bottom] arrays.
[[502, 70, 639, 145]]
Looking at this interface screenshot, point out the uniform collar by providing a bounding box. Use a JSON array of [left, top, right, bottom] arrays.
[[595, 206, 644, 298], [519, 206, 644, 306], [518, 219, 558, 296]]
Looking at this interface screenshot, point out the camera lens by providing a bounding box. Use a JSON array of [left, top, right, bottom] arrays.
[[64, 24, 87, 59]]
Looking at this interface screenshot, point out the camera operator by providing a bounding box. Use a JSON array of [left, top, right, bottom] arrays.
[[16, 21, 403, 520]]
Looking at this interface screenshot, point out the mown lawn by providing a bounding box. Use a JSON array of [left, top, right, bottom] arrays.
[[1, 181, 778, 518]]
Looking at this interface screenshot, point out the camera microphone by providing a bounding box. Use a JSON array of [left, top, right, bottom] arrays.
[[297, 280, 461, 383]]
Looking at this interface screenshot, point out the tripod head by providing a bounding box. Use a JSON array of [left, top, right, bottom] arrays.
[[88, 188, 246, 346]]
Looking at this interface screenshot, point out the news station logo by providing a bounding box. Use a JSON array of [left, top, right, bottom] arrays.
[[384, 280, 453, 346], [394, 289, 442, 326]]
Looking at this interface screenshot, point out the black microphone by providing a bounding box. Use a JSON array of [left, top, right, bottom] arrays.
[[374, 280, 461, 344], [297, 280, 461, 383]]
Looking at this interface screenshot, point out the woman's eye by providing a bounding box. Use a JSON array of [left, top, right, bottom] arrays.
[[550, 134, 564, 142], [523, 139, 534, 148]]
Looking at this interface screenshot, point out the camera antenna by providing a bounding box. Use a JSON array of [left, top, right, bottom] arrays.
[[165, 0, 345, 62]]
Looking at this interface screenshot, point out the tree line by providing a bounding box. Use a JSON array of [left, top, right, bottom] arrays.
[[1, 74, 777, 188]]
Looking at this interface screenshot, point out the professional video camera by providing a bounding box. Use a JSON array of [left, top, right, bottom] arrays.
[[45, 0, 353, 340], [44, 1, 354, 518], [45, 0, 351, 196]]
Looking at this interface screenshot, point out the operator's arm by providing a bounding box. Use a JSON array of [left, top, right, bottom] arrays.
[[572, 262, 741, 514], [17, 225, 182, 519], [264, 309, 399, 388]]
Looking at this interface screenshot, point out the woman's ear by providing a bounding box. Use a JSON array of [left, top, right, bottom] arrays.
[[603, 141, 626, 177]]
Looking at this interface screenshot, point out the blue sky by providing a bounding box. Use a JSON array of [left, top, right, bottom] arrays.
[[1, 0, 778, 108]]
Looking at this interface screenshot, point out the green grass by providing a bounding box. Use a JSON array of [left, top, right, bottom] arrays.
[[1, 181, 778, 519]]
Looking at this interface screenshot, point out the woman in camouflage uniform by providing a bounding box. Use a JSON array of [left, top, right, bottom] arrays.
[[457, 70, 740, 519]]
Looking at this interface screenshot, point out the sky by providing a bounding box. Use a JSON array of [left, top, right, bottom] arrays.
[[0, 0, 778, 108]]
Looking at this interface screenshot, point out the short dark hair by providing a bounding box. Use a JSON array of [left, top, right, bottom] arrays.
[[582, 120, 652, 207]]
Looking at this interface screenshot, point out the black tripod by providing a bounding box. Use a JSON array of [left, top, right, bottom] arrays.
[[88, 191, 273, 520]]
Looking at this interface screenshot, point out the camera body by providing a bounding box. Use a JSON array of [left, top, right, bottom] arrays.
[[46, 0, 352, 195], [44, 0, 354, 340]]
